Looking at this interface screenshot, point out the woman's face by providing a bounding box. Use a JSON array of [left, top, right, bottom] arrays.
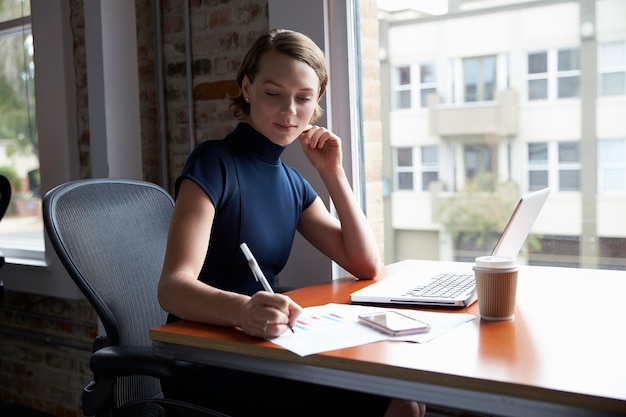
[[242, 50, 320, 146]]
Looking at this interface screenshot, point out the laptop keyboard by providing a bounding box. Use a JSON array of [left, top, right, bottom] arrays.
[[402, 273, 475, 298]]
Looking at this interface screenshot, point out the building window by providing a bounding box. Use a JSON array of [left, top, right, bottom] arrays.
[[527, 47, 580, 100], [598, 40, 626, 97], [463, 55, 496, 102], [420, 145, 438, 191], [392, 65, 411, 109], [394, 147, 414, 190], [599, 139, 626, 192], [528, 142, 549, 191], [528, 51, 548, 100], [419, 63, 436, 107], [558, 141, 580, 191], [464, 144, 493, 179], [0, 1, 44, 263], [557, 47, 580, 99]]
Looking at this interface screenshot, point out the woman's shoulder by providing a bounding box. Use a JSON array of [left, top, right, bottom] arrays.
[[187, 137, 234, 164]]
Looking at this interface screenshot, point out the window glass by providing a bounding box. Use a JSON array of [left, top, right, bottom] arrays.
[[528, 52, 548, 74], [528, 78, 547, 100], [464, 144, 493, 179], [378, 0, 626, 269], [482, 56, 496, 101], [558, 142, 580, 191], [463, 56, 496, 102], [396, 146, 412, 166], [599, 41, 626, 96], [557, 47, 580, 98], [528, 51, 548, 100], [420, 145, 438, 191], [558, 75, 580, 98], [528, 143, 549, 190], [0, 0, 29, 18], [558, 48, 580, 72], [558, 142, 579, 163], [394, 147, 414, 190], [393, 65, 411, 109], [0, 0, 44, 263], [599, 139, 626, 192], [419, 63, 436, 107], [529, 143, 548, 163]]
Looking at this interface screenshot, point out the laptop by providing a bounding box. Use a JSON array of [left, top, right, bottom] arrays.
[[350, 187, 551, 307]]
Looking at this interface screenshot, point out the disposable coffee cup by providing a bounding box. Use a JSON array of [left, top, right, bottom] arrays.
[[473, 256, 519, 321]]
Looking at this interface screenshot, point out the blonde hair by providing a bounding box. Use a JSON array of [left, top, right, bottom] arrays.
[[230, 29, 328, 122]]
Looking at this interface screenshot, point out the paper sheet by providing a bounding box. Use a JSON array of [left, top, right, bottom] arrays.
[[268, 303, 475, 356]]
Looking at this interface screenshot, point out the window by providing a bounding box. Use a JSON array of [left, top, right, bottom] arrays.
[[378, 1, 625, 270], [463, 56, 496, 102], [598, 40, 626, 97], [599, 139, 626, 192], [394, 147, 414, 190], [0, 1, 44, 263], [392, 65, 411, 109], [420, 145, 438, 191], [557, 47, 580, 99], [528, 51, 548, 100], [3, 1, 83, 298], [527, 47, 580, 100], [419, 63, 436, 107], [527, 141, 580, 192], [558, 141, 580, 191], [464, 144, 493, 179], [528, 142, 549, 191]]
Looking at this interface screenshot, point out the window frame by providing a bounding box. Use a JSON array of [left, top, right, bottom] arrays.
[[419, 62, 437, 108], [0, 10, 43, 264], [393, 146, 415, 191], [527, 46, 581, 101], [527, 141, 582, 193], [598, 40, 626, 97], [598, 138, 626, 193], [3, 0, 82, 298], [463, 55, 497, 103], [391, 64, 412, 110], [269, 0, 364, 283], [420, 145, 439, 191]]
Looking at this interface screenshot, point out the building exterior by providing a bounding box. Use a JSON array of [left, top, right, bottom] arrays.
[[379, 0, 626, 269]]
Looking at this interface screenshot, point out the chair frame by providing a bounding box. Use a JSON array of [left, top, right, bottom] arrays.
[[43, 178, 228, 417]]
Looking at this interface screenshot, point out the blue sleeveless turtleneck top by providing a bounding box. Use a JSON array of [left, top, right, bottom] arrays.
[[174, 122, 317, 296]]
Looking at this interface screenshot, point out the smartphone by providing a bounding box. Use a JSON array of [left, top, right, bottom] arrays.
[[358, 311, 430, 336]]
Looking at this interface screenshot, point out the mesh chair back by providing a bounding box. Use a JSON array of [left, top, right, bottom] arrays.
[[43, 178, 174, 407]]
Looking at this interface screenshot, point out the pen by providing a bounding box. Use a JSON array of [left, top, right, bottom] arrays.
[[240, 242, 294, 333]]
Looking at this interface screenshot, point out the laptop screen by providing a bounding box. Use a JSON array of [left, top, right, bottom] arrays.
[[491, 187, 551, 258]]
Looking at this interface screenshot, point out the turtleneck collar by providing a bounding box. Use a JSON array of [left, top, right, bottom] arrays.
[[228, 122, 287, 165]]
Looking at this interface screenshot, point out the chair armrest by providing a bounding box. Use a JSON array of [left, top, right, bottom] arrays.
[[84, 346, 210, 416], [90, 345, 204, 380]]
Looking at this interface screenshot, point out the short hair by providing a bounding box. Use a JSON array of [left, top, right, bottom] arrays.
[[230, 29, 328, 123]]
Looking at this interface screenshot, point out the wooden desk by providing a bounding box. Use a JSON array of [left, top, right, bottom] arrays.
[[150, 260, 626, 416]]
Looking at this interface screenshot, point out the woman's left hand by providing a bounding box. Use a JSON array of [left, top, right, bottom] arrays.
[[298, 125, 342, 172]]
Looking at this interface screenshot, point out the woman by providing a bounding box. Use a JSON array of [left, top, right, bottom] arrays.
[[158, 28, 425, 417]]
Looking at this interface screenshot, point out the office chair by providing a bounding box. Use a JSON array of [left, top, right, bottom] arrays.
[[43, 178, 229, 417], [0, 174, 11, 302]]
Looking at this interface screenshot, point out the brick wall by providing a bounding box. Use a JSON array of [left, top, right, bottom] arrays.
[[0, 292, 97, 416], [0, 0, 383, 415]]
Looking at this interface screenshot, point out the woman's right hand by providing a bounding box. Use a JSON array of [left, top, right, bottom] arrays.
[[240, 292, 302, 338]]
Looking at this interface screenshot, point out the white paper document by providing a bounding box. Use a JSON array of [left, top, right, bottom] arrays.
[[268, 303, 475, 356]]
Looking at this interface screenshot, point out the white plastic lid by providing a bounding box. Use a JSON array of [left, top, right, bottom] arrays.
[[474, 255, 518, 269]]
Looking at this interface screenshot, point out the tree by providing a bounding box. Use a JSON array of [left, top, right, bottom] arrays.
[[435, 173, 541, 257]]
